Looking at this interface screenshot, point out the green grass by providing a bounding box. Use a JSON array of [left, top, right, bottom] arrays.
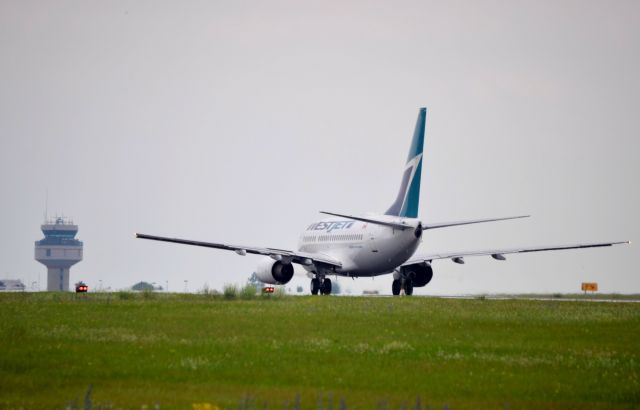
[[1, 293, 639, 409]]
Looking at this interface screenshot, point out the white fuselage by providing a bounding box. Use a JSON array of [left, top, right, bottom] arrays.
[[297, 215, 422, 277]]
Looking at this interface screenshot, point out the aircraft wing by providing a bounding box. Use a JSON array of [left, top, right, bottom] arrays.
[[135, 233, 342, 267], [403, 241, 630, 266]]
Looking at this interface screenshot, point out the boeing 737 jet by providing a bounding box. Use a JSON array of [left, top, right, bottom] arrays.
[[137, 108, 629, 295]]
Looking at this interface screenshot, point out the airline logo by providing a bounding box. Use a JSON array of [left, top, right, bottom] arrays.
[[307, 221, 355, 233], [399, 152, 423, 217]]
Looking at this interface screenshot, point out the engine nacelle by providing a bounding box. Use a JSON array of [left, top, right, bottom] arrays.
[[255, 257, 294, 285], [399, 262, 433, 287]]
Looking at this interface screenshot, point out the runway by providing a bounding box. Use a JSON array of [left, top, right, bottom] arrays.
[[423, 295, 640, 303], [354, 294, 640, 303]]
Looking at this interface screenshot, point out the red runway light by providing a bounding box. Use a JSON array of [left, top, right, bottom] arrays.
[[75, 282, 88, 293]]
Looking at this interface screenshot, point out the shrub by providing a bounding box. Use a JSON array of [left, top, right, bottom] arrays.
[[117, 291, 133, 300], [240, 284, 257, 300], [142, 289, 155, 299], [223, 284, 238, 300], [201, 283, 217, 296]]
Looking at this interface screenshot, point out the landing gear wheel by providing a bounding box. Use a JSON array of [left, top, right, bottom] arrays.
[[392, 279, 401, 296], [321, 278, 332, 295], [311, 278, 320, 295], [404, 279, 414, 296]]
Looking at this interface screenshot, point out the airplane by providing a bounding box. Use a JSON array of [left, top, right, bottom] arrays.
[[136, 108, 629, 296]]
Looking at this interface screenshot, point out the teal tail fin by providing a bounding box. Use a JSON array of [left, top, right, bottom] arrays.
[[385, 107, 426, 218]]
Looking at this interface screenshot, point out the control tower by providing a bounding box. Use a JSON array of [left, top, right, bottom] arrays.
[[35, 217, 83, 291]]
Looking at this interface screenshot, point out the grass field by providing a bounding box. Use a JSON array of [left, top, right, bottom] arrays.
[[1, 292, 639, 409]]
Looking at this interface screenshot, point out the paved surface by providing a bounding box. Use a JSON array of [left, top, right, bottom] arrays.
[[427, 295, 640, 303], [353, 294, 640, 302]]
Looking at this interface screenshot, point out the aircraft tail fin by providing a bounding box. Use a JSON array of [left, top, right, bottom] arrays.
[[385, 107, 426, 219]]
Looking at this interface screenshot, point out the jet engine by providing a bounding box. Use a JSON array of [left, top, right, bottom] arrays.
[[255, 257, 295, 285], [399, 262, 433, 287]]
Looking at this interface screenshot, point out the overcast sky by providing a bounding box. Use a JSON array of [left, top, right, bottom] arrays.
[[1, 0, 637, 295]]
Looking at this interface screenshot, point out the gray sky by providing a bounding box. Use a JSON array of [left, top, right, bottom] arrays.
[[1, 0, 637, 295]]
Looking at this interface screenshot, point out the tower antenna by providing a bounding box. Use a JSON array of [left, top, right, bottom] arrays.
[[44, 189, 48, 223]]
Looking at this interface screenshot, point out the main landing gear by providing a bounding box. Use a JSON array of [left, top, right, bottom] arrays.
[[311, 277, 332, 295], [392, 278, 413, 296]]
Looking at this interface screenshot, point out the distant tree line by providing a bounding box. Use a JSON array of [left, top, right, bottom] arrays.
[[131, 281, 163, 291]]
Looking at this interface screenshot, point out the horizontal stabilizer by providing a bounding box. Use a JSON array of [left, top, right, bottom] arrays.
[[423, 215, 529, 230], [319, 211, 412, 230]]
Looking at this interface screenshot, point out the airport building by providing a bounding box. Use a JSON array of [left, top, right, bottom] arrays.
[[0, 279, 26, 292], [34, 217, 83, 291]]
